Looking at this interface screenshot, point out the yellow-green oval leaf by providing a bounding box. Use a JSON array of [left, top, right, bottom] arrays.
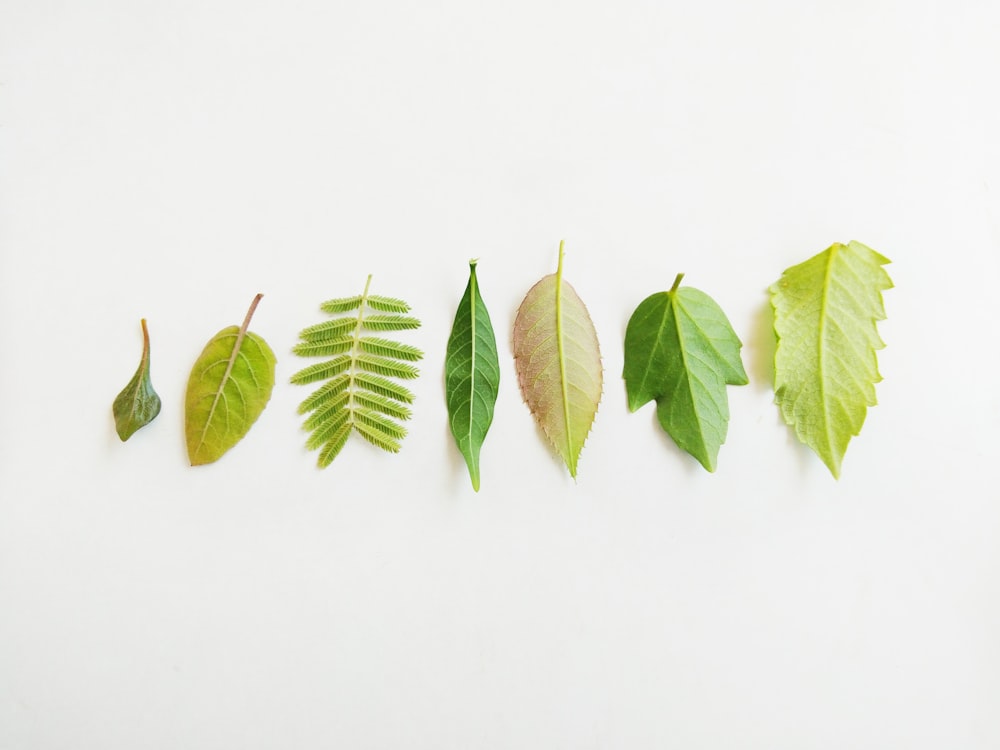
[[770, 241, 892, 478], [513, 242, 602, 478], [185, 294, 276, 466]]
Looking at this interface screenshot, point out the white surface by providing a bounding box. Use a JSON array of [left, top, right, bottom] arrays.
[[2, 1, 999, 748]]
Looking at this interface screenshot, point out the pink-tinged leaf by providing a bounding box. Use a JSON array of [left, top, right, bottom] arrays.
[[513, 242, 603, 477]]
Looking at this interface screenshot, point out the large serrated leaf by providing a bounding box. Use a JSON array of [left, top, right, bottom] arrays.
[[513, 242, 602, 478], [112, 318, 162, 441], [185, 294, 276, 466], [770, 241, 892, 478], [291, 275, 423, 468], [623, 274, 748, 471], [445, 260, 500, 491]]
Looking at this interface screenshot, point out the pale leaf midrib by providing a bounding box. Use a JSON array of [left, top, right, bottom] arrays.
[[466, 269, 478, 445], [672, 292, 708, 460], [818, 248, 837, 470], [554, 251, 575, 473], [195, 329, 249, 456], [346, 275, 374, 434], [637, 296, 671, 409]]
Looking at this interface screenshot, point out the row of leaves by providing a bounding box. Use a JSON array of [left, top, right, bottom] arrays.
[[114, 240, 892, 483]]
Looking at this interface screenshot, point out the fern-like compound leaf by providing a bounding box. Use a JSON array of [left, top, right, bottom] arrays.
[[513, 242, 603, 478], [770, 241, 893, 478], [292, 275, 423, 468]]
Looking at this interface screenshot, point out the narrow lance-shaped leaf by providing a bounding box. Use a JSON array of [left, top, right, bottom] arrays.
[[185, 294, 276, 465], [513, 241, 603, 478], [623, 274, 748, 471], [445, 260, 500, 491], [770, 240, 893, 478], [291, 275, 423, 468], [112, 318, 162, 441]]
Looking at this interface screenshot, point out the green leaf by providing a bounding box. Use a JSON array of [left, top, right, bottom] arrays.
[[770, 241, 893, 478], [445, 260, 500, 491], [112, 318, 162, 441], [185, 294, 276, 466], [292, 275, 423, 468], [623, 274, 748, 471], [513, 241, 602, 478]]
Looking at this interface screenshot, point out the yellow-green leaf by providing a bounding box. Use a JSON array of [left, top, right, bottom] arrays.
[[185, 294, 276, 466], [513, 242, 602, 478], [770, 241, 892, 477]]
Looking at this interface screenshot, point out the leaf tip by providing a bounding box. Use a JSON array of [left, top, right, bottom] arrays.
[[821, 452, 843, 479], [114, 419, 131, 442], [623, 390, 645, 413]]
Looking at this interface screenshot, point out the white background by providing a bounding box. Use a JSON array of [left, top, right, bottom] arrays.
[[2, 1, 999, 748]]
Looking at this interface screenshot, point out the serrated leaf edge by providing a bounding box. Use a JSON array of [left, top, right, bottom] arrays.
[[770, 241, 892, 478], [514, 242, 603, 478]]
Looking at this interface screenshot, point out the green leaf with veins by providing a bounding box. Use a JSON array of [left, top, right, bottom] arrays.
[[112, 318, 162, 441], [770, 240, 892, 478], [291, 276, 423, 468], [513, 241, 603, 478], [623, 274, 748, 471], [185, 294, 276, 465], [445, 260, 500, 491]]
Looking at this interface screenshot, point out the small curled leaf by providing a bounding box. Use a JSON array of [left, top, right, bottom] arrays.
[[112, 318, 162, 441]]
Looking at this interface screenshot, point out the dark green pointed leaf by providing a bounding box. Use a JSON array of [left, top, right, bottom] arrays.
[[623, 274, 747, 471], [445, 260, 500, 491], [185, 294, 276, 465], [112, 318, 162, 441]]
